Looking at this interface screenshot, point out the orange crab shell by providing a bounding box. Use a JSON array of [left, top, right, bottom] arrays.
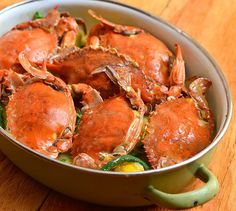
[[0, 29, 57, 70], [88, 23, 173, 85], [143, 98, 213, 169], [6, 81, 76, 158], [47, 47, 160, 103], [72, 96, 142, 166], [0, 7, 81, 71]]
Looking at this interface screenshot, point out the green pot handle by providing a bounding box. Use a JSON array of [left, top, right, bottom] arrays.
[[143, 165, 219, 209]]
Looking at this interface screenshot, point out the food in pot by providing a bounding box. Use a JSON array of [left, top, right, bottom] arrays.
[[0, 7, 84, 72], [0, 7, 215, 172], [0, 53, 76, 158]]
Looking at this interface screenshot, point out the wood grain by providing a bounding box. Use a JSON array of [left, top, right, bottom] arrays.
[[0, 0, 235, 210]]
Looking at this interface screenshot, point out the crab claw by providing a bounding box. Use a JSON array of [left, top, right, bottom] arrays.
[[169, 44, 185, 86], [88, 9, 143, 35], [14, 6, 61, 31], [73, 153, 98, 169], [18, 52, 69, 93], [71, 83, 103, 111], [186, 77, 213, 123], [93, 65, 146, 112], [18, 52, 49, 80]]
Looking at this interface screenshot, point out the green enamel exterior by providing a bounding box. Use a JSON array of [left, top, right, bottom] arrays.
[[144, 165, 219, 208]]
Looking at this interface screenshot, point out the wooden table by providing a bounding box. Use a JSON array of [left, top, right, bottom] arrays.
[[0, 0, 235, 210]]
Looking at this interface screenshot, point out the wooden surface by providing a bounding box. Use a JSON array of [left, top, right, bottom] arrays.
[[0, 0, 235, 210]]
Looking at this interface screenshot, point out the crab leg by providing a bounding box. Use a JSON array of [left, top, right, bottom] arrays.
[[169, 44, 185, 86], [88, 10, 143, 35]]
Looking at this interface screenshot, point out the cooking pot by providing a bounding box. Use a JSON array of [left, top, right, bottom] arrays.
[[0, 0, 232, 209]]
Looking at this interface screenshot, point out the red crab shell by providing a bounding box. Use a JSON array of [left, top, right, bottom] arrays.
[[47, 47, 165, 103], [143, 97, 213, 169], [0, 7, 80, 71], [1, 68, 76, 158], [88, 10, 173, 85], [0, 29, 57, 69], [72, 95, 143, 168]]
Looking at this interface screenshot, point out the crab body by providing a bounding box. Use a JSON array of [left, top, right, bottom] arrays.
[[0, 54, 76, 158], [47, 47, 161, 103], [143, 78, 214, 169], [72, 96, 143, 168], [6, 82, 76, 157], [0, 29, 57, 69], [0, 7, 80, 70], [88, 10, 173, 85]]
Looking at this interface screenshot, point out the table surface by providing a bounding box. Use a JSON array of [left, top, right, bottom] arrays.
[[0, 0, 235, 210]]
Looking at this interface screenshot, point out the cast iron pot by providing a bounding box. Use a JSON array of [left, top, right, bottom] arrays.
[[0, 0, 232, 209]]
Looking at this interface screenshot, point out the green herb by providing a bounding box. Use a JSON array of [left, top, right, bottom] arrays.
[[58, 153, 72, 164], [75, 30, 87, 48], [0, 104, 6, 129], [101, 155, 150, 171], [75, 111, 82, 132], [33, 11, 43, 20]]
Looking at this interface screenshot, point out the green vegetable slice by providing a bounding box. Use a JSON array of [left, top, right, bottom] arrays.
[[58, 153, 72, 164], [75, 30, 87, 48], [101, 155, 150, 171], [75, 111, 82, 132], [33, 11, 43, 20]]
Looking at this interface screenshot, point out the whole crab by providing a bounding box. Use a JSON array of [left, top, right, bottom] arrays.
[[142, 77, 214, 168], [71, 67, 146, 169], [87, 10, 174, 86], [0, 53, 76, 158], [47, 45, 184, 106], [0, 6, 82, 71]]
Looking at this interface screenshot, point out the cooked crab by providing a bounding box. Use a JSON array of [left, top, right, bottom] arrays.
[[0, 53, 76, 158], [0, 6, 83, 71], [71, 67, 145, 169], [87, 10, 173, 86], [142, 77, 214, 168]]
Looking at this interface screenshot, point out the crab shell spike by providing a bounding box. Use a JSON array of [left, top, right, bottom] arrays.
[[169, 44, 185, 86], [71, 83, 103, 110], [91, 46, 139, 68], [88, 9, 143, 35], [18, 52, 49, 80]]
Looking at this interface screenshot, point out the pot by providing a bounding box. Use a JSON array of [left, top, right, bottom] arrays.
[[0, 0, 232, 209]]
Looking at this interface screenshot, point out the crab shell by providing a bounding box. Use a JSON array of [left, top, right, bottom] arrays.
[[4, 71, 76, 158], [0, 29, 57, 70], [143, 97, 214, 169], [72, 95, 143, 168], [0, 7, 79, 71], [47, 46, 165, 104], [87, 11, 173, 85]]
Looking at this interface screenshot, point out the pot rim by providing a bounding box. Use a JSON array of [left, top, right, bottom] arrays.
[[0, 0, 232, 176]]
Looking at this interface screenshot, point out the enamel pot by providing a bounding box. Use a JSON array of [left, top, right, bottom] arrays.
[[0, 0, 232, 209]]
